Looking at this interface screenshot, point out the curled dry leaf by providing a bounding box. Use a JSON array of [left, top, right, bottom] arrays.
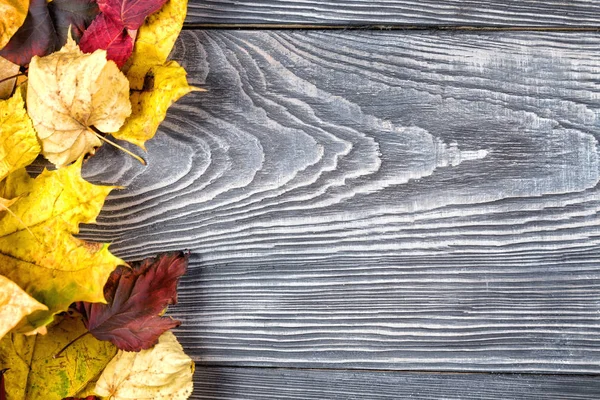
[[74, 252, 188, 351], [27, 36, 131, 167], [0, 0, 28, 50], [0, 313, 116, 400], [125, 0, 188, 90], [114, 62, 199, 149], [0, 275, 47, 340], [0, 57, 19, 100], [95, 331, 194, 400], [0, 160, 123, 332]]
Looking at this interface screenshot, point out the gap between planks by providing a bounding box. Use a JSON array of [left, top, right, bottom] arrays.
[[181, 24, 600, 31], [198, 364, 600, 378]]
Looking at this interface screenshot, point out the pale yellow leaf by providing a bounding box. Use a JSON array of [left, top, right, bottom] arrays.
[[27, 36, 131, 167], [0, 275, 47, 340], [95, 331, 194, 399]]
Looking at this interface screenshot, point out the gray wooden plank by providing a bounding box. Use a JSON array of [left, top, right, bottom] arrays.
[[184, 0, 600, 27], [81, 30, 600, 372], [193, 367, 600, 399]]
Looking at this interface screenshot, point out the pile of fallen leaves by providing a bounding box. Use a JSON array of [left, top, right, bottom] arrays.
[[0, 0, 199, 398]]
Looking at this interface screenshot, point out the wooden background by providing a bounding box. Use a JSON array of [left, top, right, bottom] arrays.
[[82, 1, 600, 398]]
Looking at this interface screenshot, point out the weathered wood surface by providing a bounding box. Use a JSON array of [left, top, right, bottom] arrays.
[[184, 0, 600, 27], [81, 30, 600, 373], [193, 367, 600, 399]]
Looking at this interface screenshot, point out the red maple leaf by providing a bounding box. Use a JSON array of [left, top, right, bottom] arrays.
[[79, 13, 133, 67], [98, 0, 169, 30], [78, 0, 168, 66], [73, 252, 189, 352]]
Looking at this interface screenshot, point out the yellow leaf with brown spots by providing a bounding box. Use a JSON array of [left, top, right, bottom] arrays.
[[0, 313, 117, 400], [27, 35, 131, 167]]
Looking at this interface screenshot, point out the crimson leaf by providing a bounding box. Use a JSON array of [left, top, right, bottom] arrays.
[[0, 0, 56, 66], [79, 13, 133, 67], [98, 0, 169, 30], [73, 252, 189, 352], [0, 0, 99, 66]]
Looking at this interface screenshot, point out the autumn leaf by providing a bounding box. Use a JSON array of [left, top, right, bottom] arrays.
[[0, 368, 6, 400], [0, 87, 40, 180], [99, 0, 169, 30], [95, 331, 194, 399], [27, 35, 131, 167], [48, 0, 100, 45], [114, 62, 199, 149], [0, 57, 19, 99], [0, 313, 117, 400], [79, 13, 134, 68], [0, 159, 123, 332], [0, 0, 99, 66], [0, 0, 56, 66], [0, 275, 47, 340], [0, 0, 28, 50], [124, 0, 188, 90], [74, 252, 188, 351]]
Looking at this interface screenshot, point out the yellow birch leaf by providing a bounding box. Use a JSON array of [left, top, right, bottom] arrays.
[[95, 331, 194, 399], [112, 61, 199, 149], [27, 36, 131, 167], [125, 0, 188, 90], [0, 86, 40, 180], [0, 56, 19, 99], [0, 313, 117, 400], [0, 275, 47, 340], [0, 0, 29, 50], [0, 159, 124, 332]]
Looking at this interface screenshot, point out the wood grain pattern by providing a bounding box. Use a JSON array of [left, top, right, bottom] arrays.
[[184, 0, 600, 27], [80, 31, 600, 373], [193, 367, 600, 399]]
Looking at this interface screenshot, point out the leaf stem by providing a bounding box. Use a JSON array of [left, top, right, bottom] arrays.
[[88, 128, 146, 165], [54, 331, 91, 359], [0, 73, 25, 85]]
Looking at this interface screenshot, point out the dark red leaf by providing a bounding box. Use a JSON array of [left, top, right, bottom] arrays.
[[73, 253, 189, 352], [0, 0, 99, 66], [98, 0, 169, 30], [48, 0, 100, 46], [79, 13, 133, 67], [0, 0, 57, 66]]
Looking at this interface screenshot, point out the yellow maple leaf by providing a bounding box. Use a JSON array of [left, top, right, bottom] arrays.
[[27, 36, 131, 167], [0, 159, 124, 332], [0, 275, 47, 340], [95, 331, 194, 399], [125, 0, 188, 91], [0, 0, 28, 50], [112, 61, 199, 149], [0, 86, 40, 180], [0, 313, 117, 400]]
